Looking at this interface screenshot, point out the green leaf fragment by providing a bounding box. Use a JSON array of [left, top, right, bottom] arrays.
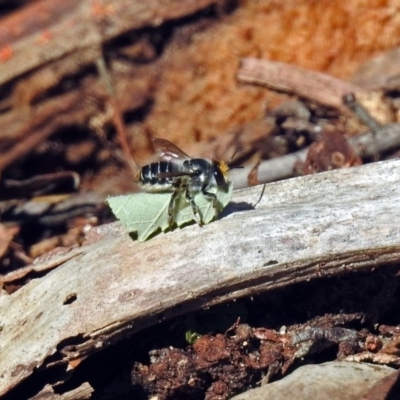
[[185, 330, 201, 344], [106, 182, 233, 241]]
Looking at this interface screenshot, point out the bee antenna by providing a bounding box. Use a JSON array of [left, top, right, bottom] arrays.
[[227, 147, 244, 170]]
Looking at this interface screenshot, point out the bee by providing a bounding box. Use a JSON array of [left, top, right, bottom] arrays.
[[135, 138, 238, 227]]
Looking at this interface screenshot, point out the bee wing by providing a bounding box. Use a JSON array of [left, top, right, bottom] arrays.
[[153, 138, 191, 161], [158, 171, 196, 179]]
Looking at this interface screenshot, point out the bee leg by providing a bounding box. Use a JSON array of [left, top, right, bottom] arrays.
[[202, 189, 218, 217], [168, 182, 181, 228], [185, 190, 203, 226]]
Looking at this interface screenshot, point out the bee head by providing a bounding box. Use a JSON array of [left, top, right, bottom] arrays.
[[212, 161, 228, 189], [213, 150, 243, 189], [214, 160, 244, 189]]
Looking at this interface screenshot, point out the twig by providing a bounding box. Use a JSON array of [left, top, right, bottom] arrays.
[[237, 58, 367, 111], [342, 93, 383, 132], [95, 56, 139, 174], [342, 92, 382, 161], [230, 123, 400, 188], [3, 171, 80, 198]]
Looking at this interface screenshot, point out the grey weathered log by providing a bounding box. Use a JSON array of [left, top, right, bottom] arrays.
[[2, 160, 400, 396]]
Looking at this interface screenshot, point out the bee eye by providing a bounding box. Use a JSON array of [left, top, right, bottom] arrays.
[[214, 168, 226, 187]]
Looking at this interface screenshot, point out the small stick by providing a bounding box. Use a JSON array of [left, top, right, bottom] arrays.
[[230, 123, 400, 189], [237, 58, 366, 112], [342, 93, 382, 161], [95, 56, 139, 174], [342, 93, 382, 132]]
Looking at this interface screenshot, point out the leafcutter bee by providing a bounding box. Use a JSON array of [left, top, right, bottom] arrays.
[[135, 138, 239, 227]]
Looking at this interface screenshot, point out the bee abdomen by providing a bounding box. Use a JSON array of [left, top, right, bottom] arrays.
[[137, 161, 175, 190]]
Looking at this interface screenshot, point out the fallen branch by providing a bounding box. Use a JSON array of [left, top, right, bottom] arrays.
[[237, 57, 367, 112]]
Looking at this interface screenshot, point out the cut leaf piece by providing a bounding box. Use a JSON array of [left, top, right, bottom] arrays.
[[107, 183, 233, 242]]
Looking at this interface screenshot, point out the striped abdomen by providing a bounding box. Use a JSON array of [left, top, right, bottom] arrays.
[[136, 161, 180, 191]]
